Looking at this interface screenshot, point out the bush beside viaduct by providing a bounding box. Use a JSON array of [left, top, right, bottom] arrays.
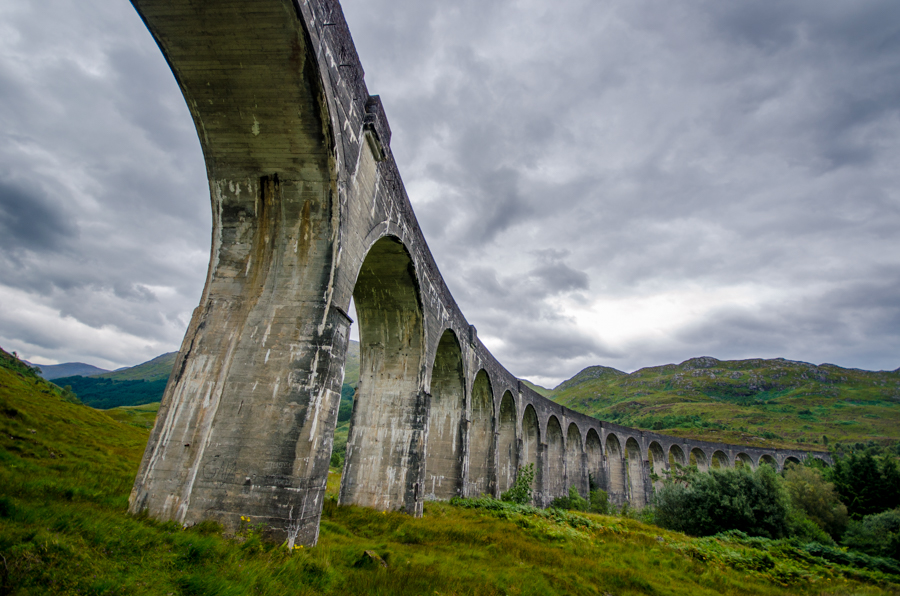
[[126, 0, 830, 546]]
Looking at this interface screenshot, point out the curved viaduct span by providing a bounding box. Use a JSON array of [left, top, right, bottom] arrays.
[[128, 0, 830, 546]]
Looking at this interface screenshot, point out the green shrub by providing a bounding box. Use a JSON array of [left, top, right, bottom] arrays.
[[550, 485, 589, 512], [654, 464, 790, 538], [589, 489, 609, 514], [500, 463, 535, 505], [842, 508, 900, 561]]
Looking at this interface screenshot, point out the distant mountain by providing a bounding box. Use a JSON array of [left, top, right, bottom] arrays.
[[26, 361, 110, 380], [546, 356, 900, 450]]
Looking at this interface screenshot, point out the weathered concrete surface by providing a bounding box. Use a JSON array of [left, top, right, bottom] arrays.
[[128, 0, 832, 546]]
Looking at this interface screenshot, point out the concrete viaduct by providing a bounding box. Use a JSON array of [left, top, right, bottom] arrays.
[[127, 0, 830, 546]]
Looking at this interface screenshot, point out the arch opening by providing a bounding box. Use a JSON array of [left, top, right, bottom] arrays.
[[690, 448, 709, 472], [467, 370, 494, 496], [783, 456, 802, 471], [735, 453, 754, 469], [340, 236, 425, 513], [648, 441, 666, 490], [566, 423, 585, 497], [669, 444, 686, 468], [424, 329, 465, 500], [497, 391, 518, 494], [585, 429, 603, 492], [758, 454, 777, 468], [605, 433, 627, 506], [711, 450, 730, 469], [521, 405, 541, 504], [545, 416, 565, 501], [625, 437, 646, 508]]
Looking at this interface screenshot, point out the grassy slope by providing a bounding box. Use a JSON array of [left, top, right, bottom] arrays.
[[343, 339, 360, 388], [96, 352, 178, 382], [549, 357, 900, 450], [3, 349, 898, 595], [521, 379, 553, 397]]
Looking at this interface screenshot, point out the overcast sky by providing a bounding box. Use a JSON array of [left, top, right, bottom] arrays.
[[1, 0, 898, 386]]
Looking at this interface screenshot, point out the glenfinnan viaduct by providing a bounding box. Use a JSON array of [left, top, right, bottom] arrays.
[[128, 0, 829, 546]]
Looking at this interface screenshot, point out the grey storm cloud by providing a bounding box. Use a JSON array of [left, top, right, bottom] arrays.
[[0, 175, 78, 252], [1, 0, 898, 383]]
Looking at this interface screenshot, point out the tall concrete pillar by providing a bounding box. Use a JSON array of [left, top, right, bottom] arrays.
[[127, 0, 348, 546]]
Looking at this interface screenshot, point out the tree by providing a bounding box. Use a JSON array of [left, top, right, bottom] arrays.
[[783, 463, 848, 539], [829, 451, 900, 519]]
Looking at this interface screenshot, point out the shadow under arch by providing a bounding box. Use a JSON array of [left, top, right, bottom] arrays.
[[340, 236, 426, 514], [758, 454, 777, 468], [648, 441, 666, 490], [605, 433, 627, 506], [625, 437, 645, 508], [735, 452, 754, 469], [521, 404, 541, 504], [566, 423, 585, 497], [669, 444, 687, 468], [711, 450, 730, 469], [585, 429, 603, 492], [467, 369, 494, 496], [690, 447, 709, 472], [497, 391, 518, 494], [783, 456, 802, 470], [545, 416, 565, 501], [424, 329, 465, 500]]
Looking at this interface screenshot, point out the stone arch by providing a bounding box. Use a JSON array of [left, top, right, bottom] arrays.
[[585, 429, 603, 491], [341, 236, 426, 513], [497, 391, 518, 494], [545, 416, 565, 501], [711, 450, 730, 469], [605, 433, 627, 505], [566, 423, 585, 497], [783, 456, 802, 470], [648, 441, 667, 490], [424, 329, 465, 500], [690, 447, 709, 472], [467, 370, 495, 496], [735, 453, 754, 469], [669, 444, 687, 468], [624, 437, 646, 508], [758, 454, 777, 468], [521, 405, 540, 504]]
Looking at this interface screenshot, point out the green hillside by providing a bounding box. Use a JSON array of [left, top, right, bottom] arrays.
[[521, 379, 553, 397], [342, 339, 360, 387], [548, 357, 900, 450], [2, 347, 899, 595], [97, 352, 178, 382]]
